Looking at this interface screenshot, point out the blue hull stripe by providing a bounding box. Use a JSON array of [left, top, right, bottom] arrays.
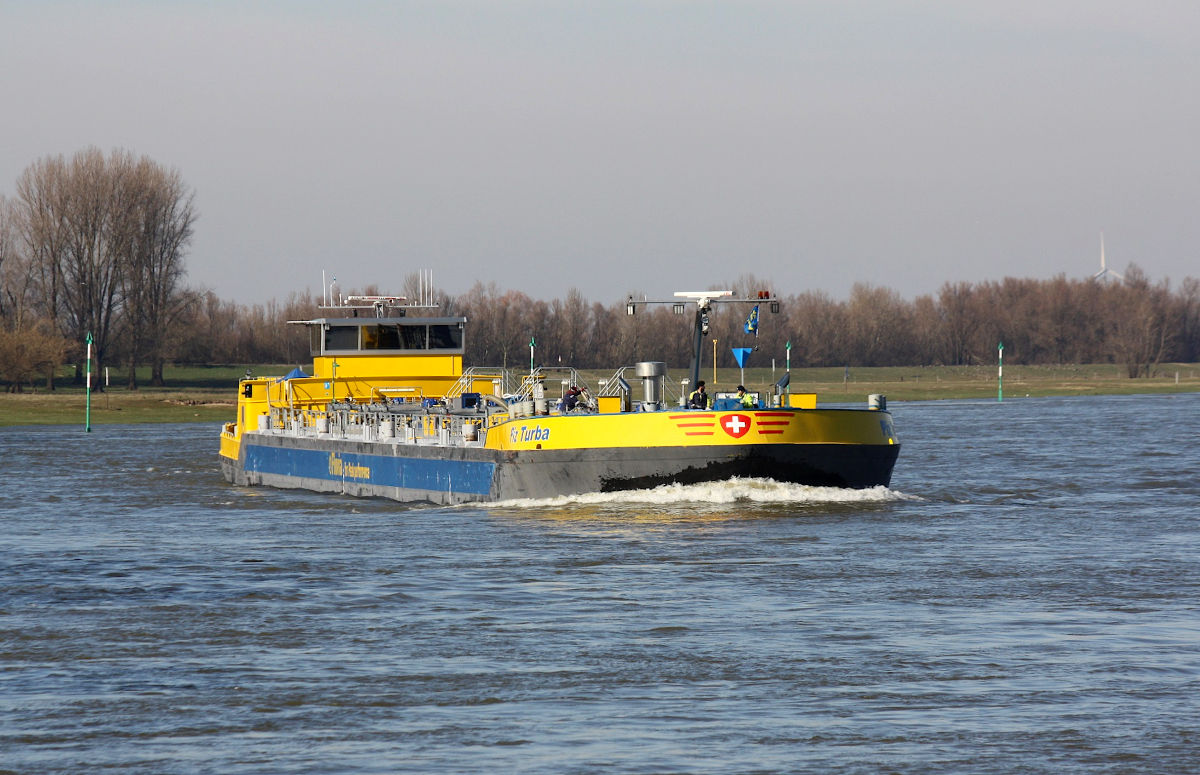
[[243, 444, 496, 495]]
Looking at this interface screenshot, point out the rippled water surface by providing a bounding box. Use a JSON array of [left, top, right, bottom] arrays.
[[3, 393, 1199, 774]]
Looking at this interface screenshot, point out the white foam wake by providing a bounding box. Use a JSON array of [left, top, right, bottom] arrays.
[[489, 477, 918, 509]]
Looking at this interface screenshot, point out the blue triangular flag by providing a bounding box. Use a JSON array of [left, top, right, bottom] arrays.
[[744, 305, 759, 336]]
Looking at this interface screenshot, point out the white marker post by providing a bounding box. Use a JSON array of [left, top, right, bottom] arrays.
[[84, 332, 93, 432], [998, 342, 1004, 403]]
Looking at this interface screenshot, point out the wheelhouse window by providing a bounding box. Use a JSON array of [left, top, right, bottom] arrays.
[[324, 326, 359, 351], [428, 324, 463, 350], [399, 325, 427, 350], [362, 325, 401, 350], [318, 320, 464, 353]]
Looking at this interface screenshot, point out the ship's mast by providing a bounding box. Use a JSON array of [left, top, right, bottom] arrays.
[[625, 290, 778, 393]]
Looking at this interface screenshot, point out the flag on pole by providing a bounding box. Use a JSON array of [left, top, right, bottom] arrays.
[[744, 305, 760, 336]]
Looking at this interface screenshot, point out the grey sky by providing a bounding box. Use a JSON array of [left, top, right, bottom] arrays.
[[2, 1, 1197, 304]]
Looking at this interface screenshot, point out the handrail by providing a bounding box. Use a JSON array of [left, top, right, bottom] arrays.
[[511, 367, 591, 402], [598, 367, 630, 397], [444, 367, 514, 400]]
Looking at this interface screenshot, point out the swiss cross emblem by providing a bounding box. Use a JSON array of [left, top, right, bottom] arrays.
[[721, 413, 751, 439]]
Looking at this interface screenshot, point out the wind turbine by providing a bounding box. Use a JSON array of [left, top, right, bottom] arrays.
[[1093, 231, 1124, 282]]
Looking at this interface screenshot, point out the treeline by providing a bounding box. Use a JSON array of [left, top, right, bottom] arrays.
[[0, 148, 195, 391], [4, 149, 1199, 391], [459, 273, 1200, 377], [171, 271, 1200, 380]]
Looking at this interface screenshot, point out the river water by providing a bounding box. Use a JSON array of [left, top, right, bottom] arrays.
[[2, 393, 1198, 774]]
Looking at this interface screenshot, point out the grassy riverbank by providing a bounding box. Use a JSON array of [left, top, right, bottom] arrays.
[[722, 362, 1200, 404], [0, 365, 269, 427], [3, 362, 1198, 427]]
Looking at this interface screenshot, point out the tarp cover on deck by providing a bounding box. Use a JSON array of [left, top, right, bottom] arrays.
[[276, 367, 310, 382]]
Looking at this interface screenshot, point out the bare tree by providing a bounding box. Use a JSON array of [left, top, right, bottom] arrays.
[[127, 158, 197, 386], [14, 155, 72, 389], [12, 149, 198, 388], [936, 281, 982, 365], [57, 148, 141, 388], [1107, 266, 1174, 377], [0, 196, 22, 323], [1179, 277, 1200, 363]]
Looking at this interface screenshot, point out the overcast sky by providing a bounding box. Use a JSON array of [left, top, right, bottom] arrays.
[[2, 1, 1197, 304]]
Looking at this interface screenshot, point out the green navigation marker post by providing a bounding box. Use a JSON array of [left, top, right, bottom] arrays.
[[998, 341, 1004, 403], [785, 340, 792, 373], [85, 332, 93, 432], [529, 337, 536, 374]]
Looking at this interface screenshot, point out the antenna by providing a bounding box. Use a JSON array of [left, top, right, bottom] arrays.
[[1093, 231, 1124, 282]]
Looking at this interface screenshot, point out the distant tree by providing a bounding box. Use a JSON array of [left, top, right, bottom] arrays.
[[1107, 266, 1174, 377], [118, 157, 197, 387], [1179, 277, 1200, 363], [0, 323, 67, 393], [787, 290, 846, 367], [936, 281, 981, 365], [10, 149, 198, 388], [0, 196, 23, 323], [845, 283, 911, 366], [13, 155, 72, 389], [131, 159, 196, 386]]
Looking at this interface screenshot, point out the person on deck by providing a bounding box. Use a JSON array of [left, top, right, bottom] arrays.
[[562, 386, 582, 411], [688, 381, 710, 410], [736, 385, 756, 409]]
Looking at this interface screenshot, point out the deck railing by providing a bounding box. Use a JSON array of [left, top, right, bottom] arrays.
[[266, 403, 502, 446], [510, 367, 592, 402]]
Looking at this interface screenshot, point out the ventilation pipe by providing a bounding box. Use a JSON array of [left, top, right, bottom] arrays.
[[634, 362, 668, 411]]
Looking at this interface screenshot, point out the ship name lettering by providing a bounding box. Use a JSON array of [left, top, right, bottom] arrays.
[[328, 453, 370, 479], [511, 425, 551, 444]]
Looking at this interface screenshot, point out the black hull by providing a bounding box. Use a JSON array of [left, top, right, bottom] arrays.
[[595, 444, 900, 492], [225, 432, 900, 504]]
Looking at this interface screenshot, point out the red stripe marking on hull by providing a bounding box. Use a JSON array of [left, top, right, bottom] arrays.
[[670, 414, 714, 419], [684, 431, 716, 436], [757, 430, 785, 435]]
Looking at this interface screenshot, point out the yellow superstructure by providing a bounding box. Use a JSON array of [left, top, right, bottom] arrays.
[[221, 315, 473, 460]]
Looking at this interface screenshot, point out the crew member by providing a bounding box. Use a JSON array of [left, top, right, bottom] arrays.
[[736, 385, 756, 409], [563, 386, 582, 411], [688, 381, 710, 409]]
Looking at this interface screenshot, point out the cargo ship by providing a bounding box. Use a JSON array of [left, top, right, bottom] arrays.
[[218, 291, 900, 504]]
